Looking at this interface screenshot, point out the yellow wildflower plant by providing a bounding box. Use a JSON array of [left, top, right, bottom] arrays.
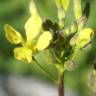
[[70, 28, 94, 48], [4, 0, 52, 63]]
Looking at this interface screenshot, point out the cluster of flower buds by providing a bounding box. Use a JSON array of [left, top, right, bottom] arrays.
[[46, 0, 94, 71]]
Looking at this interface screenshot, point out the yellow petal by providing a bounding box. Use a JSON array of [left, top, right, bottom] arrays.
[[25, 15, 42, 42], [4, 24, 22, 44], [70, 28, 94, 48], [14, 47, 32, 63], [36, 31, 52, 50], [76, 28, 93, 46], [25, 0, 42, 42], [29, 0, 38, 16]]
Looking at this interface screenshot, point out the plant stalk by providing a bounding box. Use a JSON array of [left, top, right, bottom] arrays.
[[57, 71, 64, 96]]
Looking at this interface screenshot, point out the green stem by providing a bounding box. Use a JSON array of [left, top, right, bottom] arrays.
[[33, 56, 57, 82]]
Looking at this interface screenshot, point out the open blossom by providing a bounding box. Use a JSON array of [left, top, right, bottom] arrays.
[[4, 0, 52, 63]]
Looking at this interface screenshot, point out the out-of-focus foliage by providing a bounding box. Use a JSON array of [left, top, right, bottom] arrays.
[[0, 0, 96, 96]]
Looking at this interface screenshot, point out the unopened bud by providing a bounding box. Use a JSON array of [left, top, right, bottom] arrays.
[[55, 0, 70, 28], [73, 0, 82, 20], [60, 21, 78, 38]]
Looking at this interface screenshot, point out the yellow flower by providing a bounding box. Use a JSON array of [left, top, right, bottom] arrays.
[[4, 0, 52, 63], [70, 28, 94, 48]]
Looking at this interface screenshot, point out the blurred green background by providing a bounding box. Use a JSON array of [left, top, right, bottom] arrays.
[[0, 0, 96, 96]]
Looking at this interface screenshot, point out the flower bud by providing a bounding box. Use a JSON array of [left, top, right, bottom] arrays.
[[60, 21, 78, 37], [88, 70, 96, 93], [73, 0, 82, 20]]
